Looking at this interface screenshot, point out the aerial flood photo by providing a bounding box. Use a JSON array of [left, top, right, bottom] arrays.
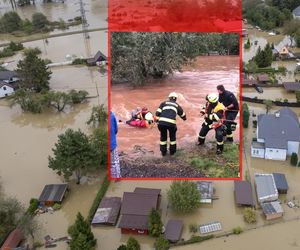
[[1, 0, 300, 250]]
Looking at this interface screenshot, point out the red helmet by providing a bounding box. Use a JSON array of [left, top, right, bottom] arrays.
[[141, 107, 148, 115]]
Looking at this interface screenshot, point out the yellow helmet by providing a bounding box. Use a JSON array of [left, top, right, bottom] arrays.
[[206, 93, 219, 103], [168, 92, 178, 99]]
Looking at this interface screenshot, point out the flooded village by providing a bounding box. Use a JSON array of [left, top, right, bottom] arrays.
[[1, 0, 300, 250]]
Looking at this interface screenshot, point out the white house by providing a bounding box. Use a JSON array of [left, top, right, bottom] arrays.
[[293, 5, 300, 19], [0, 83, 15, 98], [251, 107, 300, 161]]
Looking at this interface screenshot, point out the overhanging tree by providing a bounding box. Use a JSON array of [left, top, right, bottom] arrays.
[[167, 181, 200, 213], [48, 129, 97, 184]]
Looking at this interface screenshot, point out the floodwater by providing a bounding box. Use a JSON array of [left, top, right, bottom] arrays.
[[112, 56, 240, 155], [0, 0, 107, 44], [243, 87, 296, 102]]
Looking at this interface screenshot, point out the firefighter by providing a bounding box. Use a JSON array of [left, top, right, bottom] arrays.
[[156, 92, 186, 156], [198, 93, 226, 155], [217, 85, 239, 142]]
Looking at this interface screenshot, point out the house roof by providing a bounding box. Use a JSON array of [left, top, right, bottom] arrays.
[[134, 187, 161, 196], [234, 181, 256, 206], [120, 192, 159, 216], [261, 201, 283, 215], [255, 174, 278, 203], [272, 173, 288, 191], [251, 141, 265, 149], [257, 108, 300, 149], [1, 229, 23, 249], [0, 83, 14, 89], [283, 82, 300, 91], [38, 184, 68, 203], [0, 71, 17, 80], [257, 74, 269, 82], [118, 214, 148, 230], [164, 220, 183, 242], [91, 197, 121, 225], [293, 5, 300, 16]]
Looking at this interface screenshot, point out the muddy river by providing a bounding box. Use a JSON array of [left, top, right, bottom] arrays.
[[0, 0, 107, 44], [112, 56, 240, 155]]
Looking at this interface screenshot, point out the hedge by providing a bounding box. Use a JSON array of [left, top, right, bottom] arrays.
[[87, 174, 110, 223]]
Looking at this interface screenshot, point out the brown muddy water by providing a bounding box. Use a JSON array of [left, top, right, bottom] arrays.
[[0, 0, 107, 44], [243, 87, 296, 102], [112, 56, 240, 155]]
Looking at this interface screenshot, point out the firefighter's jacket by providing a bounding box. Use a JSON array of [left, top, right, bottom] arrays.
[[201, 102, 225, 129], [156, 100, 186, 127]]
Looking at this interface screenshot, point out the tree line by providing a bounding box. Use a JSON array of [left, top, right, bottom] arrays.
[[111, 32, 239, 85]]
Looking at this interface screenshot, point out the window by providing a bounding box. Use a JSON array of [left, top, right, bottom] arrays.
[[3, 86, 6, 90]]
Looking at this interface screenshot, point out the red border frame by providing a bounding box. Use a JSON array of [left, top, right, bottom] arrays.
[[107, 1, 243, 181]]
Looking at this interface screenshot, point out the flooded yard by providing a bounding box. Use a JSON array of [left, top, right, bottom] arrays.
[[112, 56, 240, 155], [243, 87, 296, 102]]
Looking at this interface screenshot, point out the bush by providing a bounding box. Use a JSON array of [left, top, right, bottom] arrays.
[[87, 175, 110, 223], [242, 103, 250, 128], [23, 47, 42, 56], [117, 245, 127, 250], [154, 235, 169, 250], [127, 237, 140, 250], [32, 241, 43, 249], [148, 209, 163, 237], [27, 198, 39, 215], [87, 105, 108, 127], [232, 226, 243, 234], [0, 47, 15, 58], [72, 58, 87, 65], [167, 181, 200, 214], [243, 208, 256, 224], [189, 224, 198, 233], [291, 153, 298, 166], [69, 89, 88, 104], [0, 12, 22, 33], [8, 41, 24, 51], [32, 12, 48, 30], [52, 203, 62, 211]]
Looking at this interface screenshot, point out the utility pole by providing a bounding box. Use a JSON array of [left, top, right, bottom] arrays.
[[77, 0, 89, 39]]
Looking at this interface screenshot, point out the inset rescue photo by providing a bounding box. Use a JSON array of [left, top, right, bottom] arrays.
[[110, 32, 241, 179]]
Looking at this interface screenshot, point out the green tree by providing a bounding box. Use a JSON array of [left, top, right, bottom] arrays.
[[245, 61, 258, 74], [10, 89, 44, 113], [87, 105, 108, 128], [0, 11, 22, 33], [154, 235, 169, 250], [254, 44, 273, 68], [69, 89, 88, 104], [148, 209, 163, 237], [291, 152, 298, 166], [48, 129, 97, 184], [283, 19, 300, 46], [90, 127, 108, 167], [17, 50, 52, 92], [126, 237, 140, 250], [167, 181, 200, 213], [32, 12, 48, 30], [68, 213, 96, 250], [45, 91, 71, 112], [295, 90, 300, 103], [117, 245, 128, 250], [263, 99, 273, 114], [242, 103, 250, 128], [244, 38, 251, 49]]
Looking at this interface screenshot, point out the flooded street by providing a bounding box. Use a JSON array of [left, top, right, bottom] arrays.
[[112, 56, 240, 155], [243, 87, 296, 102], [0, 0, 107, 44]]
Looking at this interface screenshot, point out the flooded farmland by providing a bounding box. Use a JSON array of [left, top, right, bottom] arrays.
[[112, 56, 240, 155]]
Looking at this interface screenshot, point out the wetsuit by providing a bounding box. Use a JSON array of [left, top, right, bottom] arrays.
[[219, 90, 239, 141], [156, 99, 186, 155], [198, 102, 225, 154]]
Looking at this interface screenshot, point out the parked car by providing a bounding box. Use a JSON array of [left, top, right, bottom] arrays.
[[254, 84, 263, 93]]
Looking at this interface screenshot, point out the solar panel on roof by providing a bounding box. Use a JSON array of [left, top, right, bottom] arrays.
[[199, 222, 222, 234]]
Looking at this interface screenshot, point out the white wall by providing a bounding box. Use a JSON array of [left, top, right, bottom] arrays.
[[265, 148, 287, 161], [0, 85, 14, 98], [287, 141, 300, 156], [251, 147, 265, 158]]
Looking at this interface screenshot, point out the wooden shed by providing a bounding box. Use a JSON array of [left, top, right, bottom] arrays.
[[261, 201, 284, 220], [272, 173, 288, 194], [234, 181, 256, 207], [38, 184, 68, 207]]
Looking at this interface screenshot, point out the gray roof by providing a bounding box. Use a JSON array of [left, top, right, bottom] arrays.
[[0, 71, 17, 80], [257, 107, 300, 149], [272, 173, 288, 192], [118, 214, 148, 230], [164, 220, 183, 242], [283, 82, 300, 91], [234, 181, 256, 206], [255, 174, 278, 203], [293, 5, 300, 16], [91, 197, 121, 225], [261, 201, 283, 215], [38, 184, 68, 202]]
